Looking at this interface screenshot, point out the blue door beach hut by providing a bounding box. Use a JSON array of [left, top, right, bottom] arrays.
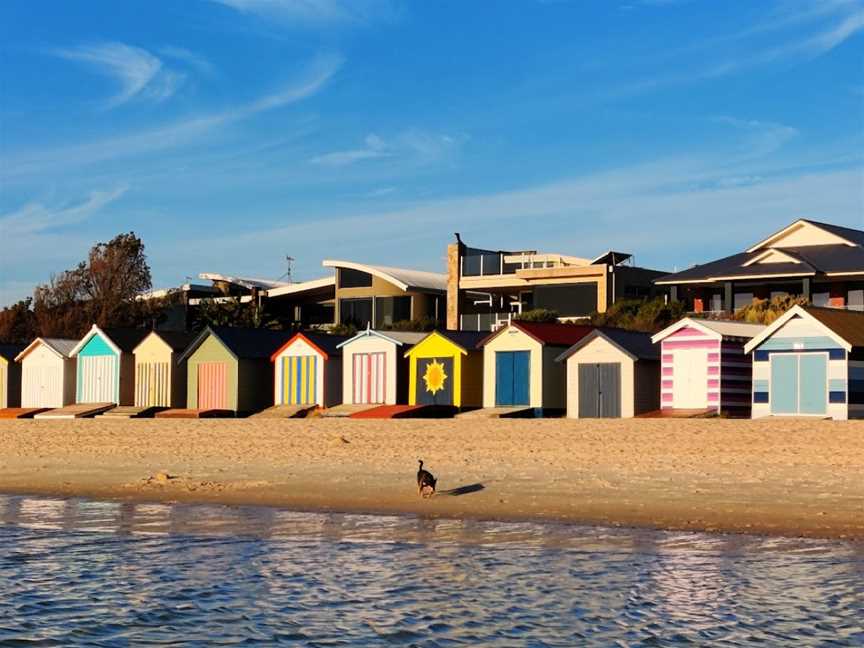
[[744, 306, 864, 420], [70, 326, 149, 405], [479, 322, 594, 415]]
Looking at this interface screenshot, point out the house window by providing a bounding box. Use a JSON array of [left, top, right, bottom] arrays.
[[339, 268, 372, 288], [533, 283, 597, 316], [849, 290, 864, 312], [733, 292, 754, 310], [710, 294, 722, 312], [812, 292, 830, 307], [340, 298, 373, 327], [375, 296, 411, 327]]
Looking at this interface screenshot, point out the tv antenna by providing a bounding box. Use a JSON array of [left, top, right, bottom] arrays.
[[277, 256, 295, 283]]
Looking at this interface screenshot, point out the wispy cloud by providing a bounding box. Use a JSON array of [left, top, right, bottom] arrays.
[[310, 130, 463, 167], [0, 184, 129, 237], [715, 116, 799, 158], [3, 54, 343, 179], [158, 46, 216, 77], [210, 0, 397, 26], [53, 42, 184, 109]]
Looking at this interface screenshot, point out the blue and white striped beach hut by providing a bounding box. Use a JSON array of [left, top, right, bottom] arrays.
[[744, 306, 864, 420]]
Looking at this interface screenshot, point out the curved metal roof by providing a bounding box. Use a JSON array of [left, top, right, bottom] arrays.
[[322, 260, 447, 293]]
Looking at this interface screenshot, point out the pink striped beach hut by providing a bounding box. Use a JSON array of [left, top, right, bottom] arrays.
[[651, 318, 765, 417]]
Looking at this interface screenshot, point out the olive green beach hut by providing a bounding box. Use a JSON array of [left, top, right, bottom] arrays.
[[178, 327, 292, 415]]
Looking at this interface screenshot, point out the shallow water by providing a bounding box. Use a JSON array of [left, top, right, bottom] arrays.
[[0, 495, 862, 646]]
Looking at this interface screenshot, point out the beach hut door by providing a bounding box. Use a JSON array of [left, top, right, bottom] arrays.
[[282, 356, 318, 405], [495, 351, 530, 406], [23, 365, 60, 408], [770, 353, 827, 415], [79, 355, 116, 403], [0, 363, 6, 408], [198, 362, 228, 409], [578, 363, 621, 418], [416, 357, 454, 406], [352, 352, 386, 404]]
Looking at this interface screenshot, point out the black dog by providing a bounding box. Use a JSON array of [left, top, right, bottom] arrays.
[[417, 460, 437, 498]]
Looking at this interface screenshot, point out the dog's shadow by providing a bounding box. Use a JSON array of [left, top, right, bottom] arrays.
[[438, 483, 485, 497]]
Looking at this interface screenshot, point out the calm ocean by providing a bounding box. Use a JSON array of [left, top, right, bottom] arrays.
[[0, 494, 861, 646]]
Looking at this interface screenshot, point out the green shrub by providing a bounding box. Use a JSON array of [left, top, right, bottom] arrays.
[[513, 308, 560, 323]]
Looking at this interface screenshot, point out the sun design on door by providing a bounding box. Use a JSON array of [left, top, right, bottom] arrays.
[[423, 359, 448, 395]]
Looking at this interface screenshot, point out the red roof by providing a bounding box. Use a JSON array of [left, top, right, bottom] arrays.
[[481, 321, 595, 347]]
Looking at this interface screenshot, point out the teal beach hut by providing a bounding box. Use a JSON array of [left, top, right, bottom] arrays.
[[69, 325, 149, 405]]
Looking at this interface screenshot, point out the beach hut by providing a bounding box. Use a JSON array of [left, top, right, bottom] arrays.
[[556, 329, 660, 418], [405, 330, 486, 408], [69, 326, 149, 405], [14, 338, 77, 408], [178, 327, 292, 414], [132, 331, 196, 408], [651, 318, 765, 417], [271, 332, 350, 408], [337, 328, 426, 406], [0, 344, 24, 409], [744, 306, 864, 420], [479, 322, 594, 414]]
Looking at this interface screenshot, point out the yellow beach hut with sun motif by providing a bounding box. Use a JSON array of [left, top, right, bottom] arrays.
[[404, 330, 486, 409]]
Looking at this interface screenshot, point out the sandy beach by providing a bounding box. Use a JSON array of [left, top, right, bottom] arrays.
[[0, 417, 861, 540]]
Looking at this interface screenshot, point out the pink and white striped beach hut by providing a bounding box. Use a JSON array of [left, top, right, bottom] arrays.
[[651, 318, 765, 417]]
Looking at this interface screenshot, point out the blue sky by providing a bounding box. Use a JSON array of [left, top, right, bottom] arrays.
[[1, 0, 863, 304]]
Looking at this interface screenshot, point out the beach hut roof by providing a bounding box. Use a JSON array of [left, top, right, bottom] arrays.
[[556, 328, 659, 363], [69, 325, 149, 357], [322, 260, 448, 293], [481, 321, 595, 348], [0, 343, 26, 362], [269, 331, 351, 362], [134, 330, 198, 354], [178, 326, 293, 363], [651, 318, 765, 344], [743, 305, 864, 354], [14, 337, 77, 362], [335, 327, 428, 349], [435, 330, 489, 352]]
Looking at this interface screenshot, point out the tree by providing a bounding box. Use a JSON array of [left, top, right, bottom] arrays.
[[733, 295, 807, 325], [0, 297, 36, 343]]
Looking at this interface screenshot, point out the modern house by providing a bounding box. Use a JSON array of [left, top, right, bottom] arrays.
[[447, 235, 667, 331], [479, 321, 594, 414], [655, 219, 864, 315], [14, 338, 77, 409], [133, 331, 196, 408], [744, 306, 864, 420], [0, 344, 24, 409], [70, 326, 149, 405], [322, 260, 447, 329], [405, 330, 486, 409], [651, 318, 765, 417], [556, 329, 660, 418], [271, 332, 350, 409], [337, 328, 426, 406], [178, 327, 292, 414]]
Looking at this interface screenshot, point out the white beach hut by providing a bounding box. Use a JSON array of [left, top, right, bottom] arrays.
[[337, 328, 426, 405], [14, 338, 78, 408]]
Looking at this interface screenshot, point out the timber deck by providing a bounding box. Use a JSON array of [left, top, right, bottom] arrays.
[[34, 403, 115, 419], [155, 409, 235, 419], [350, 404, 458, 419], [250, 405, 317, 419], [455, 407, 537, 419], [0, 408, 51, 419], [320, 404, 380, 418], [637, 408, 718, 418], [97, 406, 163, 419]]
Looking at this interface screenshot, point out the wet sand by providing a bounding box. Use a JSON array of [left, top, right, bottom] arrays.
[[0, 418, 861, 540]]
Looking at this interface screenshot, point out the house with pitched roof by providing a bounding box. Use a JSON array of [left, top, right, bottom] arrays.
[[655, 219, 864, 315]]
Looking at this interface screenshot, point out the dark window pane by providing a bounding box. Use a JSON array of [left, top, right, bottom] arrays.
[[374, 296, 412, 327], [340, 298, 373, 327], [533, 283, 598, 316], [339, 268, 373, 288]]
